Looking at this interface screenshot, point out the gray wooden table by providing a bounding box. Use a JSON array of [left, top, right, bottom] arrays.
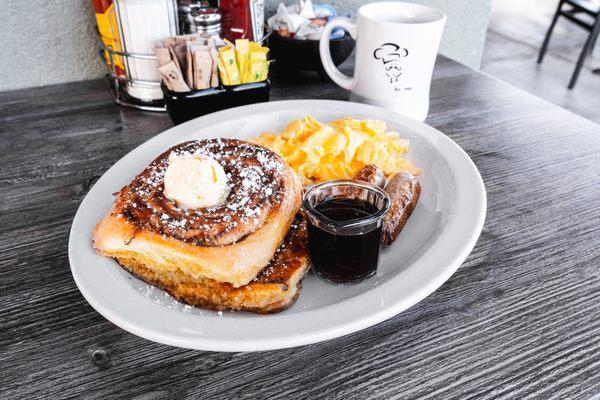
[[2, 56, 600, 399]]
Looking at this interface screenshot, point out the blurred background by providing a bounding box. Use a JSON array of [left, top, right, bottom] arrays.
[[1, 0, 599, 122], [482, 0, 600, 123]]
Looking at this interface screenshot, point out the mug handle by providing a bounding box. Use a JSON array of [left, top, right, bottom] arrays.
[[319, 17, 357, 90]]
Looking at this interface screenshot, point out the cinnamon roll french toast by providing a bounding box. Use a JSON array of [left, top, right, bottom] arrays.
[[93, 139, 308, 313]]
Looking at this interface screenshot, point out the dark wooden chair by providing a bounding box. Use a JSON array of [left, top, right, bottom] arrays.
[[538, 0, 600, 89]]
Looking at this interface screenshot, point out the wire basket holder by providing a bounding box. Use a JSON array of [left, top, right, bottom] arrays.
[[99, 44, 166, 112], [97, 0, 179, 112]]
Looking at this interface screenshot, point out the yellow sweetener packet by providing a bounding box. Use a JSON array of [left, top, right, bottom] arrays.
[[261, 59, 271, 81], [217, 54, 229, 85], [248, 51, 266, 83], [249, 41, 266, 52], [235, 39, 250, 83], [218, 46, 240, 85]]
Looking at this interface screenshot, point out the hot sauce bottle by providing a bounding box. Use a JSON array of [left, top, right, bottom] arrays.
[[220, 0, 265, 42], [91, 0, 125, 76]]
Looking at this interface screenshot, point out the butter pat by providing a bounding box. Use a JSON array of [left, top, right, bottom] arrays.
[[163, 154, 229, 209]]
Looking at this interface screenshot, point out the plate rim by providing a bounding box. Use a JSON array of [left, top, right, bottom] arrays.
[[69, 99, 487, 352]]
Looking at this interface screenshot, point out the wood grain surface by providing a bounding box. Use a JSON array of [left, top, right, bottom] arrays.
[[1, 57, 600, 399]]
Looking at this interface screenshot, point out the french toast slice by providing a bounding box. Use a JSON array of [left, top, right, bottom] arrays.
[[93, 162, 302, 288], [112, 218, 309, 313]]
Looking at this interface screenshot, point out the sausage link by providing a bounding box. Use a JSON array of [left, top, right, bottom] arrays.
[[353, 165, 386, 188], [381, 172, 420, 246]]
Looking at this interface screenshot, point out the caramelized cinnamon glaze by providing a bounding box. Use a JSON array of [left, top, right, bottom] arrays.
[[113, 139, 287, 247], [253, 216, 308, 284]]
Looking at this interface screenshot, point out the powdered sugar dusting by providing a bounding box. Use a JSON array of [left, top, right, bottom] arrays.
[[117, 139, 287, 246]]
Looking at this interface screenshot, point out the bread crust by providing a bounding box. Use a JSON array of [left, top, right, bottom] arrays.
[[93, 163, 302, 288], [112, 222, 309, 313]]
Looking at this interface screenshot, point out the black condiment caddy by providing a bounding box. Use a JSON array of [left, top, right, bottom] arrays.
[[102, 40, 271, 121], [162, 80, 271, 125]]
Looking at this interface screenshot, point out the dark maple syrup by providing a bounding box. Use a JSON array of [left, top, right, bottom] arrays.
[[307, 198, 383, 283]]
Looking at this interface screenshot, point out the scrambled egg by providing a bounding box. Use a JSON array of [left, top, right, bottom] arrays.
[[250, 116, 420, 184]]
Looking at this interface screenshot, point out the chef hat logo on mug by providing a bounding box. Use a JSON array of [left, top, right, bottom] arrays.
[[373, 43, 409, 84], [319, 2, 446, 122]]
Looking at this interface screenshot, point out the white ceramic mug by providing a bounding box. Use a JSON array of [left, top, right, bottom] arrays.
[[320, 2, 446, 121]]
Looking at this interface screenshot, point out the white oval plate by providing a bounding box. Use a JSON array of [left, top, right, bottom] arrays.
[[69, 100, 486, 352]]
